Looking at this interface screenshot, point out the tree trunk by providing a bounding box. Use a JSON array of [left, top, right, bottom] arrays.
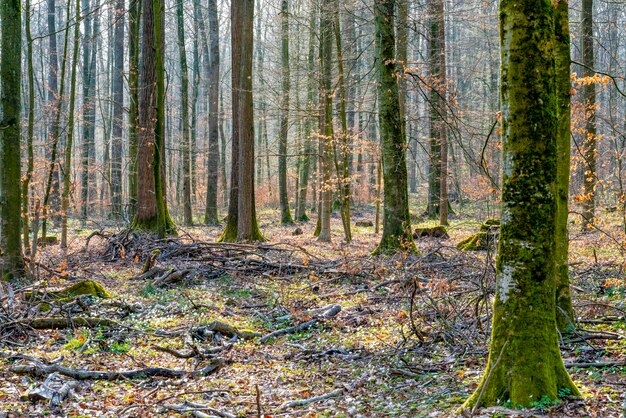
[[333, 2, 352, 242], [554, 0, 575, 331], [204, 0, 220, 224], [426, 0, 448, 221], [81, 0, 98, 227], [133, 0, 175, 237], [42, 0, 64, 240], [23, 0, 36, 254], [373, 0, 415, 254], [110, 0, 125, 220], [580, 0, 596, 229], [278, 0, 294, 224], [236, 0, 264, 241], [60, 0, 81, 248], [1, 0, 24, 278], [317, 0, 334, 243], [463, 0, 580, 408], [295, 7, 317, 222], [176, 0, 193, 226], [128, 0, 141, 220]]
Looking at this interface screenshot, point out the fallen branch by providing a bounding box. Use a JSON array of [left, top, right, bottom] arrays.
[[565, 361, 626, 369], [278, 388, 343, 411], [260, 305, 341, 343], [11, 358, 226, 380], [164, 401, 236, 418], [28, 317, 118, 330]]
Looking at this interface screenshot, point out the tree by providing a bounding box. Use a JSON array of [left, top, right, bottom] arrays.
[[81, 0, 99, 227], [133, 0, 175, 237], [462, 0, 580, 408], [555, 0, 575, 331], [204, 0, 220, 224], [426, 0, 449, 222], [581, 0, 597, 230], [61, 0, 82, 248], [0, 0, 24, 278], [278, 0, 294, 225], [23, 0, 36, 253], [110, 0, 125, 220], [295, 6, 317, 223], [176, 0, 192, 225], [220, 0, 264, 242], [373, 0, 415, 254], [128, 0, 141, 219]]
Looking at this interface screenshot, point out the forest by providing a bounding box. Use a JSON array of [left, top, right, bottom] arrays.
[[0, 0, 625, 416]]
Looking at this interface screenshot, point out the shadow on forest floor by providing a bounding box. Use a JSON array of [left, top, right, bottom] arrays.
[[1, 208, 625, 417]]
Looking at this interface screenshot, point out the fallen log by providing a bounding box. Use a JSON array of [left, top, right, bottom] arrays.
[[260, 305, 341, 343], [565, 361, 626, 368], [10, 358, 226, 380], [164, 401, 236, 418], [278, 388, 343, 411], [28, 317, 118, 330]]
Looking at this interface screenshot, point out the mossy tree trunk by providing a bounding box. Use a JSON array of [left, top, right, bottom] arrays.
[[463, 0, 580, 408], [176, 0, 192, 226], [278, 0, 294, 225], [373, 0, 415, 255], [133, 0, 175, 238], [580, 0, 597, 230], [1, 0, 24, 278], [555, 0, 575, 331], [128, 0, 140, 221]]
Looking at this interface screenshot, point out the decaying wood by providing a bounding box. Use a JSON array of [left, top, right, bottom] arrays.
[[21, 372, 78, 407], [260, 305, 341, 343], [28, 317, 118, 329], [278, 388, 343, 411], [164, 400, 236, 418], [11, 358, 226, 380]]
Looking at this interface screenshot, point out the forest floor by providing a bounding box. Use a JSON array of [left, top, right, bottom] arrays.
[[1, 205, 626, 417]]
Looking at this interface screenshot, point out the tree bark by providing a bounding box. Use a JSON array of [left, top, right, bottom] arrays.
[[278, 0, 294, 225], [581, 0, 596, 230], [235, 0, 264, 242], [110, 0, 125, 220], [204, 0, 220, 224], [463, 0, 580, 408], [133, 0, 175, 237], [0, 0, 24, 277], [317, 0, 333, 243], [554, 0, 575, 331], [128, 0, 141, 220], [61, 0, 82, 248], [373, 0, 415, 254], [176, 0, 193, 226]]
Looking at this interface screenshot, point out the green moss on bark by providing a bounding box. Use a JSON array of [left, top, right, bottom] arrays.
[[372, 0, 415, 255], [462, 0, 580, 409]]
